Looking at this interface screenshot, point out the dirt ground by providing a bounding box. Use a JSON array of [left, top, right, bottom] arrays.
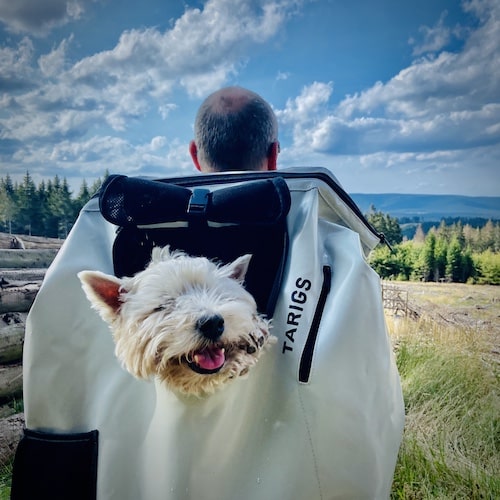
[[382, 280, 500, 354]]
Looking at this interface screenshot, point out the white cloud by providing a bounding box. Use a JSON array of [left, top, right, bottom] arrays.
[[0, 0, 305, 195], [276, 71, 291, 81], [1, 0, 499, 196], [66, 0, 294, 98], [38, 36, 72, 77], [158, 103, 177, 120], [180, 65, 238, 99], [409, 11, 453, 56], [270, 0, 500, 195], [13, 133, 191, 186], [0, 0, 96, 36], [0, 0, 300, 147], [275, 81, 334, 147], [161, 0, 289, 71], [0, 36, 35, 90], [278, 0, 500, 158], [150, 136, 167, 151]]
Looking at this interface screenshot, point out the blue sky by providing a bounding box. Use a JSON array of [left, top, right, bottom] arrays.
[[0, 0, 499, 196]]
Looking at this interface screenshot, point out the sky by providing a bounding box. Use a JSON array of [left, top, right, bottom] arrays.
[[0, 0, 499, 197]]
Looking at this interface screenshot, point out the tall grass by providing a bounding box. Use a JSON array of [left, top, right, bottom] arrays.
[[0, 463, 12, 500], [388, 315, 500, 499]]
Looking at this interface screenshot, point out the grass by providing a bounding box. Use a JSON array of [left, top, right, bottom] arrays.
[[0, 398, 22, 499], [388, 311, 500, 499], [0, 462, 12, 500]]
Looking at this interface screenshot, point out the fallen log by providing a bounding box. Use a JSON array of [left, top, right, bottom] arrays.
[[0, 231, 63, 250], [0, 412, 24, 465], [0, 283, 40, 314], [0, 312, 26, 326], [0, 314, 26, 364], [0, 268, 46, 282], [0, 364, 23, 401], [0, 249, 58, 269]]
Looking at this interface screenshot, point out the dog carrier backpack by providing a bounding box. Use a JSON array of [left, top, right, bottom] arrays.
[[12, 167, 404, 500]]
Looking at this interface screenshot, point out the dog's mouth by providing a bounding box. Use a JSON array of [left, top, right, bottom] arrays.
[[186, 344, 226, 375]]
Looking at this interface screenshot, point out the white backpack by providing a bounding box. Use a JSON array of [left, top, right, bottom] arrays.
[[12, 167, 404, 500]]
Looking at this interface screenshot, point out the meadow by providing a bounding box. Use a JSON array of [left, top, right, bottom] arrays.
[[1, 281, 498, 499], [387, 281, 499, 499]]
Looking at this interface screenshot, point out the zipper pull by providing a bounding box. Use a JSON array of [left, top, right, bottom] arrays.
[[379, 232, 394, 253]]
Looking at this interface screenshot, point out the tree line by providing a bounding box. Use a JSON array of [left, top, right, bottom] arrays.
[[367, 207, 500, 285], [1, 173, 498, 285], [0, 171, 108, 238]]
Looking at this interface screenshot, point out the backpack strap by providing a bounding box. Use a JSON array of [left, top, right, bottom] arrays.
[[99, 174, 290, 227]]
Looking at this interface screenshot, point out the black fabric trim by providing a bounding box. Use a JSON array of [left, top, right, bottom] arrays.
[[299, 266, 332, 383], [10, 428, 99, 500], [99, 175, 291, 227], [150, 167, 384, 244]]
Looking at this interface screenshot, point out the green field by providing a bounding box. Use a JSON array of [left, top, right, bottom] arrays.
[[386, 282, 499, 499]]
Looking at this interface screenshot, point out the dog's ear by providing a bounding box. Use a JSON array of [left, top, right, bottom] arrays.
[[150, 245, 170, 263], [78, 271, 124, 323], [223, 254, 252, 283]]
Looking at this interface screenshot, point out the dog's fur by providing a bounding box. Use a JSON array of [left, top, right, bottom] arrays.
[[78, 246, 274, 396]]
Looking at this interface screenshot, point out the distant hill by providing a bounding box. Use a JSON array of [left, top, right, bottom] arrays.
[[350, 193, 500, 221]]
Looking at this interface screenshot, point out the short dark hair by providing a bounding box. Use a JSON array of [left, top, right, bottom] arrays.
[[194, 89, 277, 171]]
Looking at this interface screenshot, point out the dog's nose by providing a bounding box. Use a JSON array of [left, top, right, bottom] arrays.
[[197, 314, 225, 340]]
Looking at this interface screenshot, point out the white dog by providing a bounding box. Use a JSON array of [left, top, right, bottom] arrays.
[[78, 246, 274, 396]]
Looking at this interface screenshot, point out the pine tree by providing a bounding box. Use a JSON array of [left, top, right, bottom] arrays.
[[446, 237, 463, 282], [44, 175, 74, 238], [461, 248, 474, 283], [366, 207, 403, 245], [453, 220, 466, 249], [15, 171, 38, 235], [421, 231, 437, 281], [0, 175, 17, 233], [435, 236, 448, 281], [76, 179, 91, 204], [493, 222, 500, 253], [474, 250, 500, 285], [463, 223, 477, 251], [481, 220, 495, 252], [412, 224, 425, 244], [436, 220, 450, 242], [37, 180, 50, 236]]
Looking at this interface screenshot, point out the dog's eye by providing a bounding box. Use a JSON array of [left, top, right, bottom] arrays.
[[152, 304, 171, 313], [152, 299, 174, 313]]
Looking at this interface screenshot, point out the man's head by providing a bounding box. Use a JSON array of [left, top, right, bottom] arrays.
[[190, 86, 279, 172]]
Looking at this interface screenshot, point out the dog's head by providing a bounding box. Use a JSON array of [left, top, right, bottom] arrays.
[[78, 246, 274, 396]]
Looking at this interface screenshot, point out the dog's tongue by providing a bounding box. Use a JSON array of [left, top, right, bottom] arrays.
[[194, 346, 225, 371]]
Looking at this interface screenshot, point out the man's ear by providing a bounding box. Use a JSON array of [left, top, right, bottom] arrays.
[[266, 141, 279, 171], [189, 140, 202, 171], [78, 271, 124, 324]]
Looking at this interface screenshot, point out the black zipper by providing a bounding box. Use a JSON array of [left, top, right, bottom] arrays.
[[155, 168, 386, 247], [298, 265, 332, 383]]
